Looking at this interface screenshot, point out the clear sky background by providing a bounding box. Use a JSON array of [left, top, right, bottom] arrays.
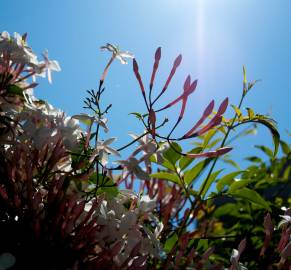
[[1, 0, 291, 164]]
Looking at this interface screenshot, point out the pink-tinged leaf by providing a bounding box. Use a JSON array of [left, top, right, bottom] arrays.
[[174, 54, 182, 68], [183, 100, 215, 138], [238, 238, 247, 254], [217, 97, 229, 115], [158, 79, 198, 112], [133, 58, 139, 74], [189, 79, 198, 92], [157, 54, 183, 99], [150, 47, 162, 88], [260, 213, 274, 256], [277, 227, 291, 252], [195, 115, 222, 136], [281, 242, 291, 259], [183, 75, 191, 91], [155, 47, 162, 61], [179, 75, 192, 118], [186, 147, 232, 158], [264, 213, 274, 236], [149, 109, 156, 138], [133, 59, 145, 94], [202, 247, 215, 260]]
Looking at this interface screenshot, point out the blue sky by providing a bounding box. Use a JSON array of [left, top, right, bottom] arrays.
[[1, 0, 290, 163]]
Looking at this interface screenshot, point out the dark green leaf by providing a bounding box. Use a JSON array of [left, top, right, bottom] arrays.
[[228, 187, 271, 211], [6, 84, 24, 97], [280, 140, 290, 155], [164, 233, 178, 252]]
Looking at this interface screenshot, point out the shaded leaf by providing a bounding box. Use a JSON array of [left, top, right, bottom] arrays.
[[228, 187, 271, 211]]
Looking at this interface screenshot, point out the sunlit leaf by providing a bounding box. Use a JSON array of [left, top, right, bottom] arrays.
[[253, 118, 280, 157], [216, 171, 244, 192], [150, 172, 181, 185], [199, 170, 223, 198], [184, 158, 211, 186], [163, 142, 182, 165], [228, 179, 253, 192], [246, 107, 255, 119], [179, 147, 203, 170]]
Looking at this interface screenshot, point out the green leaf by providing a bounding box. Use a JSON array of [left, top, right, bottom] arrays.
[[231, 105, 243, 121], [184, 159, 211, 186], [228, 187, 271, 211], [6, 84, 24, 97], [197, 239, 209, 252], [202, 129, 217, 148], [199, 170, 223, 198], [222, 156, 240, 169], [245, 156, 262, 163], [280, 140, 290, 155], [253, 118, 280, 157], [150, 172, 181, 185], [246, 107, 255, 119], [228, 179, 252, 192], [129, 112, 143, 120], [89, 173, 119, 199], [150, 155, 176, 171], [163, 142, 182, 165], [179, 147, 203, 171], [164, 233, 178, 252], [255, 145, 273, 158], [216, 171, 244, 192]]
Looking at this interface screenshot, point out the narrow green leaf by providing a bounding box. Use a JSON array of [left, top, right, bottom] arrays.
[[164, 233, 178, 252], [202, 129, 217, 148], [246, 107, 255, 119], [199, 170, 223, 197], [150, 172, 181, 185], [184, 159, 211, 186], [216, 171, 244, 192], [280, 140, 290, 155], [245, 156, 262, 163], [179, 147, 203, 170], [163, 142, 182, 165], [254, 119, 280, 157], [255, 145, 273, 158], [129, 112, 143, 120], [228, 179, 252, 192], [231, 105, 243, 121], [228, 187, 271, 211]]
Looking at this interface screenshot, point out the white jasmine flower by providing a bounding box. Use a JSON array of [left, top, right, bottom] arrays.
[[91, 138, 120, 165], [72, 113, 109, 133], [118, 157, 150, 180], [36, 50, 61, 83], [101, 43, 134, 64]]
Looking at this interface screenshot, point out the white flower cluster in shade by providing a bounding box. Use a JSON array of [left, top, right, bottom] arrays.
[[84, 190, 163, 266]]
